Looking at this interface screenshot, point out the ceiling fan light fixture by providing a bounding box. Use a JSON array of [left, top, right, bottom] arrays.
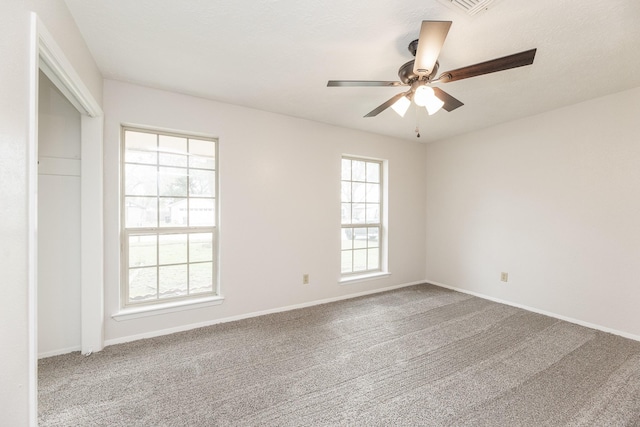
[[391, 95, 411, 117], [327, 20, 536, 124]]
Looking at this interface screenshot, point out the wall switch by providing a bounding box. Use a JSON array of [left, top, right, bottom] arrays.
[[500, 272, 509, 282], [302, 274, 309, 284]]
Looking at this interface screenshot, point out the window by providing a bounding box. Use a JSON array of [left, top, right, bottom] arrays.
[[121, 127, 218, 307], [341, 156, 383, 276]]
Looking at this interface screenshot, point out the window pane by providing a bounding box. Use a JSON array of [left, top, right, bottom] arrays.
[[159, 135, 187, 167], [126, 130, 156, 149], [125, 131, 157, 164], [367, 227, 379, 248], [125, 196, 158, 228], [368, 248, 380, 270], [159, 167, 188, 197], [366, 183, 380, 203], [126, 149, 157, 165], [159, 197, 177, 226], [159, 152, 188, 167], [129, 235, 157, 267], [190, 262, 214, 294], [341, 182, 351, 203], [341, 228, 353, 250], [129, 267, 157, 303], [353, 228, 367, 249], [352, 182, 365, 203], [341, 203, 351, 224], [159, 264, 188, 299], [352, 203, 365, 224], [352, 160, 366, 182], [341, 158, 351, 181], [125, 164, 157, 196], [190, 233, 213, 262], [189, 155, 215, 170], [159, 197, 186, 226], [341, 251, 353, 273], [159, 234, 188, 265], [366, 204, 380, 224], [189, 138, 215, 157], [189, 198, 215, 227], [189, 169, 215, 197], [367, 162, 380, 183], [189, 139, 215, 170], [353, 249, 367, 272], [159, 135, 187, 154]]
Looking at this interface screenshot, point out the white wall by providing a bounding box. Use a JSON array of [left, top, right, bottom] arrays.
[[0, 1, 102, 424], [103, 80, 427, 343], [425, 86, 640, 339], [38, 71, 82, 357]]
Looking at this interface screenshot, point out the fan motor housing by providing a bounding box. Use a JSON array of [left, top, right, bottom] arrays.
[[398, 60, 439, 84]]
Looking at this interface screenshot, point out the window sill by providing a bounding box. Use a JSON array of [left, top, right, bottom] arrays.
[[339, 272, 391, 285], [112, 296, 225, 321]]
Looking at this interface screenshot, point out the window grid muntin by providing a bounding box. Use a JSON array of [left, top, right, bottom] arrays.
[[341, 157, 383, 276], [122, 126, 218, 307]]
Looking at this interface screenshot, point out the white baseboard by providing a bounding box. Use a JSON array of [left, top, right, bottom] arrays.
[[104, 280, 425, 347], [427, 280, 640, 343], [38, 345, 82, 359]]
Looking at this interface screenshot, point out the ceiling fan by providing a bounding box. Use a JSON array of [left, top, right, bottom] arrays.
[[328, 21, 536, 120]]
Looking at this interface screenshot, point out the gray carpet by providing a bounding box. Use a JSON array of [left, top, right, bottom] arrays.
[[38, 284, 640, 426]]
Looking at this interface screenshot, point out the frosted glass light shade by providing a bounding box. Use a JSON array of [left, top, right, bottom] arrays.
[[391, 95, 411, 117], [425, 94, 444, 115]]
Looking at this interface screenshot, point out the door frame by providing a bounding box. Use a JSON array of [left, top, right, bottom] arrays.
[[28, 13, 104, 423]]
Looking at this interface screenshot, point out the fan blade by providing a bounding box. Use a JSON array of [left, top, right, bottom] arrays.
[[327, 80, 403, 87], [364, 93, 407, 118], [413, 21, 452, 76], [437, 48, 537, 83], [432, 87, 464, 112]]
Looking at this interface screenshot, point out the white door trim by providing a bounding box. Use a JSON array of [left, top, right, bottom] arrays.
[[29, 12, 104, 425]]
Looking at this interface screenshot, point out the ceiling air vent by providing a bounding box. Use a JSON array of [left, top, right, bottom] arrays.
[[437, 0, 502, 16]]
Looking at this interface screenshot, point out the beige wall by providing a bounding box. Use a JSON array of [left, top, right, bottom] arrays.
[[102, 79, 427, 343], [426, 86, 640, 339]]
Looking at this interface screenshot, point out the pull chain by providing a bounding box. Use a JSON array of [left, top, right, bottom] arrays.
[[414, 104, 420, 138]]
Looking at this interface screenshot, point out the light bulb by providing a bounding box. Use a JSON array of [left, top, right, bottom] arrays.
[[391, 95, 411, 117], [413, 85, 433, 107]]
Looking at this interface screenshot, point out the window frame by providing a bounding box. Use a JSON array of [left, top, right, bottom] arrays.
[[120, 125, 219, 309], [340, 155, 385, 278]]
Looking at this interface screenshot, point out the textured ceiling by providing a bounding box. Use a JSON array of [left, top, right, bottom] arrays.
[[64, 0, 640, 142]]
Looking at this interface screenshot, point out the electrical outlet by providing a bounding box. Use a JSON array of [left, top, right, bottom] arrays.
[[500, 272, 508, 282], [302, 274, 309, 284]]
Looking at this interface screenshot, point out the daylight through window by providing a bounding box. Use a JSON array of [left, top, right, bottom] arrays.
[[121, 127, 218, 306], [341, 157, 382, 276]]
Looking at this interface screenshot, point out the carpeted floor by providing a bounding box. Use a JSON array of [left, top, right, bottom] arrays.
[[38, 284, 640, 426]]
